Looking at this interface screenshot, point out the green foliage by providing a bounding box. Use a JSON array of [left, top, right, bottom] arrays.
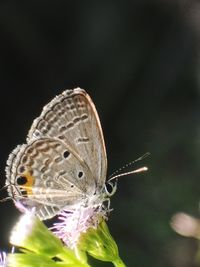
[[6, 213, 126, 267]]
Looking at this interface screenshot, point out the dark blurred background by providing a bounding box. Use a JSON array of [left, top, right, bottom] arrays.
[[1, 1, 200, 266]]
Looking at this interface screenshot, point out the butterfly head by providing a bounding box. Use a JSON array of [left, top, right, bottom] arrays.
[[104, 179, 118, 197]]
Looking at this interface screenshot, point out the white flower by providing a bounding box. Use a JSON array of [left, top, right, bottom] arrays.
[[0, 252, 7, 267], [52, 201, 109, 248]]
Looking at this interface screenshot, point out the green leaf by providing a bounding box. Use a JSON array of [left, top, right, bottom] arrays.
[[79, 220, 126, 266]]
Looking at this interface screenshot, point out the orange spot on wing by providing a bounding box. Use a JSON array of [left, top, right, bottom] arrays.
[[19, 171, 35, 195]]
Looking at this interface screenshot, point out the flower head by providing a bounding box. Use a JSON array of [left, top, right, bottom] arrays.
[[51, 200, 126, 266], [52, 201, 108, 248]]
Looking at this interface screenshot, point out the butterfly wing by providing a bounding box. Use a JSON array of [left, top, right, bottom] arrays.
[[6, 138, 95, 220], [27, 88, 107, 189]]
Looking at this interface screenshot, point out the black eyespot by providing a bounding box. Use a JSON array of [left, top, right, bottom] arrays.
[[70, 184, 74, 188], [63, 150, 70, 158], [78, 171, 83, 178], [17, 176, 27, 185]]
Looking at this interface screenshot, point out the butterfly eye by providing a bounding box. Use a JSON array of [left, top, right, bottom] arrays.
[[16, 176, 28, 185], [78, 171, 83, 178], [63, 151, 70, 158], [104, 180, 117, 197]]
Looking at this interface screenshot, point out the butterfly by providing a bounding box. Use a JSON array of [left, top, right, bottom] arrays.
[[5, 88, 118, 220], [5, 88, 149, 221]]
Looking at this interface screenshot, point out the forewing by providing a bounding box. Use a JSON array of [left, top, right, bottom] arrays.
[[27, 88, 107, 187], [5, 138, 95, 220]]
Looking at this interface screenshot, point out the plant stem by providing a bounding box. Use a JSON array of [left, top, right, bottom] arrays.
[[113, 257, 126, 267]]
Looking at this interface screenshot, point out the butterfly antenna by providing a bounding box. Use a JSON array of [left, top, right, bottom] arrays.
[[0, 184, 8, 192], [108, 166, 148, 181], [0, 184, 11, 202], [108, 152, 150, 181], [0, 183, 28, 202], [0, 182, 16, 193], [0, 196, 13, 202]]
